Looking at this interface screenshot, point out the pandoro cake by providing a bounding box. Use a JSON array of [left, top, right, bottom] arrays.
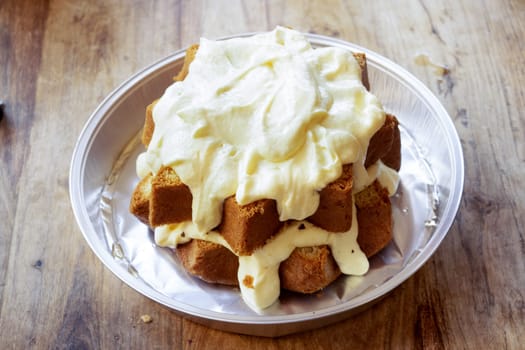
[[130, 27, 401, 310]]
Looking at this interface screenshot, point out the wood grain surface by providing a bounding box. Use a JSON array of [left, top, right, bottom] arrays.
[[1, 0, 524, 348]]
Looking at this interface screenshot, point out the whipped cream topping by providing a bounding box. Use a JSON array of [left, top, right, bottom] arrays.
[[137, 27, 400, 310], [137, 26, 386, 233]]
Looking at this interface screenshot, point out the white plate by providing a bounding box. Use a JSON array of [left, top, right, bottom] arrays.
[[69, 33, 464, 337]]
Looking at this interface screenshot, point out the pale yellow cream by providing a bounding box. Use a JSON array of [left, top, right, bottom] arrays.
[[137, 26, 386, 232], [137, 26, 400, 310]]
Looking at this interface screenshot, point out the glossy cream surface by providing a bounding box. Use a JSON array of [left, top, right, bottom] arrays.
[[137, 26, 386, 233]]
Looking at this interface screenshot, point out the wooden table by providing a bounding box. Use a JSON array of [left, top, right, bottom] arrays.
[[1, 0, 524, 348]]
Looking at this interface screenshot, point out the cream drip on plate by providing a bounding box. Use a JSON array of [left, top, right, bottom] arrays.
[[136, 26, 399, 310]]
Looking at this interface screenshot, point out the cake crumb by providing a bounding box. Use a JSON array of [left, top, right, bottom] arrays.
[[140, 314, 153, 323], [243, 275, 254, 289]]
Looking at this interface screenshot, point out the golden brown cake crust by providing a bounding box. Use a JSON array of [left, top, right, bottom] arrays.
[[307, 164, 353, 232], [218, 197, 283, 256], [380, 115, 401, 171], [365, 113, 398, 168], [174, 44, 199, 82], [352, 52, 370, 91], [129, 174, 152, 225], [149, 166, 192, 227], [279, 245, 341, 293], [141, 100, 157, 147], [355, 180, 393, 257], [176, 239, 239, 286]]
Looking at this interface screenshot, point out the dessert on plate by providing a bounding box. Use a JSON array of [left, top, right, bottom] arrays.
[[130, 26, 401, 310]]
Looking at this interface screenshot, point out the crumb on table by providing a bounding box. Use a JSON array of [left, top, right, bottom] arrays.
[[140, 314, 153, 323]]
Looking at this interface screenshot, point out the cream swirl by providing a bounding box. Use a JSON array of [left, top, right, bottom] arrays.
[[137, 26, 386, 233]]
